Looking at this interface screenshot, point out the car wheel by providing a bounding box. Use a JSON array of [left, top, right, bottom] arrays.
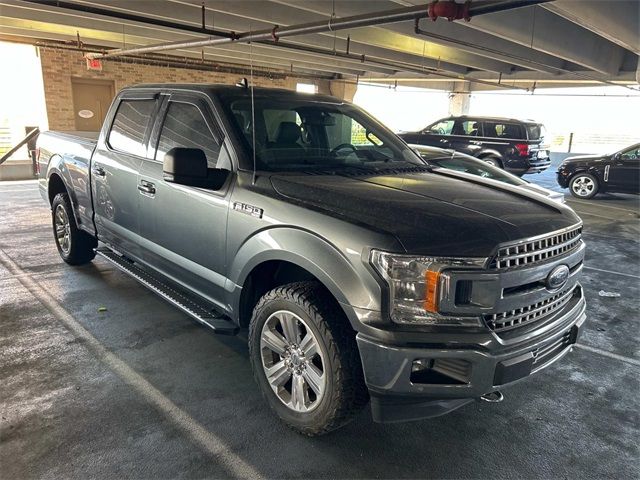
[[481, 156, 502, 168], [248, 281, 368, 436], [569, 173, 599, 199], [52, 193, 97, 265]]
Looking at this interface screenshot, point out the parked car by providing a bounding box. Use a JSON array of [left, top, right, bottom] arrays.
[[399, 115, 550, 175], [557, 143, 640, 199], [411, 144, 565, 203], [38, 84, 586, 435]]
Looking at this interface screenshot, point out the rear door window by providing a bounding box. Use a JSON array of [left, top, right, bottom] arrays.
[[452, 120, 481, 136], [156, 102, 223, 168], [108, 99, 155, 157], [482, 121, 525, 140]]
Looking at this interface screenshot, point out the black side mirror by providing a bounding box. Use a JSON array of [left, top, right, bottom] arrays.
[[163, 147, 230, 190]]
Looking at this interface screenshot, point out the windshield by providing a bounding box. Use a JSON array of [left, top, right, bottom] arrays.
[[221, 95, 425, 172], [414, 147, 524, 186]]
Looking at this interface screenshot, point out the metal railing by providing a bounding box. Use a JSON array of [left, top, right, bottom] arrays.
[[0, 127, 40, 175]]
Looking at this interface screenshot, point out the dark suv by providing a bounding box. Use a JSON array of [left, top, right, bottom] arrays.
[[399, 115, 550, 175]]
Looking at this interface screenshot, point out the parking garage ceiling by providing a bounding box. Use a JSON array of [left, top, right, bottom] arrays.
[[1, 0, 638, 90]]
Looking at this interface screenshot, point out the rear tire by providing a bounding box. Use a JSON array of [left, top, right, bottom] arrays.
[[51, 193, 97, 265], [248, 281, 368, 436], [481, 156, 502, 169], [569, 173, 599, 199]]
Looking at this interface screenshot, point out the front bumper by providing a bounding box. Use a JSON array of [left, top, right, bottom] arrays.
[[557, 170, 570, 188], [356, 289, 586, 423]]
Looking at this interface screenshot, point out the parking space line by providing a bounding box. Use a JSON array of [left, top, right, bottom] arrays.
[[583, 265, 640, 279], [0, 248, 263, 480], [566, 198, 640, 214], [569, 209, 625, 221], [575, 344, 640, 367]]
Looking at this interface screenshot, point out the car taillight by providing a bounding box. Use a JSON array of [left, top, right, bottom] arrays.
[[515, 143, 529, 156]]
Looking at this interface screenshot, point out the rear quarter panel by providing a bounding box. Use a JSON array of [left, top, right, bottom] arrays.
[[38, 131, 97, 235]]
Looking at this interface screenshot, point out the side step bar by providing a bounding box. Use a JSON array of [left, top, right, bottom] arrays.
[[96, 248, 239, 335]]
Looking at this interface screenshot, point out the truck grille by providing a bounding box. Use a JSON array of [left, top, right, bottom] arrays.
[[490, 226, 582, 270], [485, 286, 577, 333]]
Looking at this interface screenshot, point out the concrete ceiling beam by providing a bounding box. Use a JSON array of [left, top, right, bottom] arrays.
[[544, 0, 639, 54], [458, 4, 627, 75]]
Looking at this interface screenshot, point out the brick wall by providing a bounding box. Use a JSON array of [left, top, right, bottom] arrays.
[[39, 47, 303, 130]]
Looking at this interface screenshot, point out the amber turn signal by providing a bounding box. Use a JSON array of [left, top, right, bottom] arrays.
[[424, 270, 440, 313]]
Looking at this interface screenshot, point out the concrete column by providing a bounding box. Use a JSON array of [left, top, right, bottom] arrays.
[[448, 81, 471, 116], [329, 80, 357, 102]]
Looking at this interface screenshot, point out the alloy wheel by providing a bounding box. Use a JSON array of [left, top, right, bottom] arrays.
[[260, 310, 326, 413], [571, 176, 595, 197], [54, 204, 71, 255]]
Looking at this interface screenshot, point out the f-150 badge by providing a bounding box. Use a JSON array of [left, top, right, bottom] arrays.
[[233, 202, 263, 219]]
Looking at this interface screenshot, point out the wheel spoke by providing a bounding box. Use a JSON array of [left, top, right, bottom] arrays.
[[279, 312, 300, 345], [302, 364, 323, 396], [265, 360, 291, 388], [299, 333, 318, 358], [262, 329, 288, 356], [290, 374, 306, 410]]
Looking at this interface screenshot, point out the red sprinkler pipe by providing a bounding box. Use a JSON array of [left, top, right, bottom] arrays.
[[428, 1, 471, 22]]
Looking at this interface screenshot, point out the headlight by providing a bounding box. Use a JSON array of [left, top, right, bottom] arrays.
[[370, 250, 486, 326]]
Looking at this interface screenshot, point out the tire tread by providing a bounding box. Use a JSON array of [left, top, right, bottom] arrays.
[[248, 281, 368, 436]]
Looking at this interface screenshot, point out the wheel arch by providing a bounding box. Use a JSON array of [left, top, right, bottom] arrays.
[[229, 228, 381, 329]]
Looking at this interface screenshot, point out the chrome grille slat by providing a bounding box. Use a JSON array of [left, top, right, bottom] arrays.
[[491, 226, 582, 270], [485, 286, 577, 332], [533, 331, 572, 365]]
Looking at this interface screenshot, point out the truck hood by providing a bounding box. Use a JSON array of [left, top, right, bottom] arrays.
[[270, 169, 581, 257]]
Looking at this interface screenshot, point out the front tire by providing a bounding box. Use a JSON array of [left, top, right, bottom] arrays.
[[51, 193, 97, 265], [569, 173, 599, 199], [248, 282, 368, 436]]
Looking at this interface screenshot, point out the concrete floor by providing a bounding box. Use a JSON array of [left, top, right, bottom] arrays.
[[1, 163, 639, 479]]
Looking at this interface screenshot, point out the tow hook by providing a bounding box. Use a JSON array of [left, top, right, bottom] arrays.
[[480, 391, 504, 403]]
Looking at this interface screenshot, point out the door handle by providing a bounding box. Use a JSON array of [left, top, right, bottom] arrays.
[[137, 182, 156, 195], [439, 139, 448, 143], [92, 166, 106, 177]]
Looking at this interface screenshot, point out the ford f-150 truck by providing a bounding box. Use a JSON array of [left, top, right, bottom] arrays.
[[38, 84, 586, 436]]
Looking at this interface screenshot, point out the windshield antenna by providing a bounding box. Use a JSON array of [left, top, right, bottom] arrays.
[[249, 25, 257, 186]]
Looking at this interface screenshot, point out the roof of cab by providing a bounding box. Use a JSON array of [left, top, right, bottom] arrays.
[[447, 115, 542, 125], [120, 83, 346, 104]]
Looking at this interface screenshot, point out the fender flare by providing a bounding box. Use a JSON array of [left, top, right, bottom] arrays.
[[46, 158, 81, 222], [477, 149, 503, 161], [227, 227, 382, 325]]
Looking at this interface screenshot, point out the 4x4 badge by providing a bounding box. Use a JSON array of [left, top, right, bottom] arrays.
[[546, 265, 570, 290]]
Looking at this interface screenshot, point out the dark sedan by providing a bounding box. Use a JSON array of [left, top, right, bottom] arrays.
[[557, 143, 640, 198]]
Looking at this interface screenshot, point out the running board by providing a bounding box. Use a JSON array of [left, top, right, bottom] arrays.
[[96, 248, 239, 335]]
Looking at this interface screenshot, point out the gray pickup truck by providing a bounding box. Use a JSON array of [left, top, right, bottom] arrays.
[[38, 84, 586, 435]]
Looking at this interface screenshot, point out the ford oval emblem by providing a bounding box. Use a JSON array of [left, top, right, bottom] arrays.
[[546, 265, 570, 290]]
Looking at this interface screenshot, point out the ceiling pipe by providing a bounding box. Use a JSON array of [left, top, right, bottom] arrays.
[[261, 40, 531, 91], [19, 0, 235, 39], [85, 2, 541, 60]]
